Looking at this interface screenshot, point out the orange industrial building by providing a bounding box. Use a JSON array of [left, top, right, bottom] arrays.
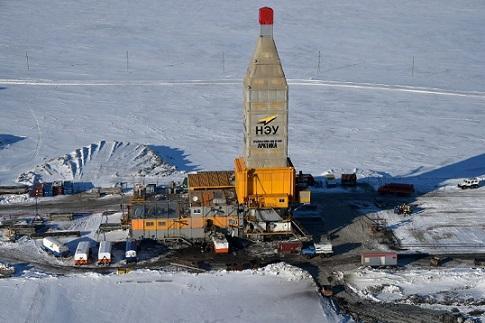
[[129, 7, 304, 242]]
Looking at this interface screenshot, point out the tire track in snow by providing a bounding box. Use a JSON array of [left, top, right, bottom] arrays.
[[1, 78, 485, 99], [29, 107, 42, 159]]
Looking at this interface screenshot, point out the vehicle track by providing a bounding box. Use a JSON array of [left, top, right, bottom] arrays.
[[1, 78, 484, 99], [28, 107, 42, 159]]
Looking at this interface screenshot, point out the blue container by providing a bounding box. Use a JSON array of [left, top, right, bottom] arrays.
[[63, 181, 73, 195], [43, 183, 53, 197]]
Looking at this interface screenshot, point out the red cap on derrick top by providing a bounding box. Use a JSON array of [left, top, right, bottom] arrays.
[[259, 7, 273, 25]]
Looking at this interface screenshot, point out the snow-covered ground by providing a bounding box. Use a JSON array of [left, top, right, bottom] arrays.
[[0, 263, 349, 323], [1, 1, 485, 188], [17, 141, 180, 186], [347, 267, 485, 320], [1, 1, 485, 320], [369, 188, 485, 253]]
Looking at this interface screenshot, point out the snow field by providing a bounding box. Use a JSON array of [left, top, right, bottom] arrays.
[[0, 263, 348, 323]]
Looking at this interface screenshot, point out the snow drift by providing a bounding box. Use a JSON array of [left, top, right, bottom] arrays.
[[17, 141, 178, 185]]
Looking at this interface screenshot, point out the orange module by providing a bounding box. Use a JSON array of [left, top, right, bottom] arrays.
[[234, 157, 295, 208]]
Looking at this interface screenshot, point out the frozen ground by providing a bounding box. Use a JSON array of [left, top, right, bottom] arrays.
[[0, 263, 349, 323], [346, 267, 485, 320]]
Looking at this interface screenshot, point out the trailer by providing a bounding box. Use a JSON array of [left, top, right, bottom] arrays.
[[125, 239, 138, 263], [361, 252, 398, 267], [97, 241, 112, 265], [74, 241, 91, 265], [42, 237, 69, 257]]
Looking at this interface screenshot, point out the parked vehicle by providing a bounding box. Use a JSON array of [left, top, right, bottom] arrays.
[[125, 239, 138, 263], [278, 240, 303, 254], [361, 252, 398, 267], [301, 240, 334, 258], [314, 241, 334, 257], [474, 257, 485, 267], [42, 237, 69, 257], [341, 173, 357, 187], [457, 178, 480, 189], [378, 183, 414, 196], [97, 241, 112, 265], [394, 203, 412, 215], [74, 241, 91, 265], [430, 256, 444, 267], [0, 262, 15, 278]]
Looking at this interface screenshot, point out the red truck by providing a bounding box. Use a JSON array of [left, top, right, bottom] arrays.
[[278, 240, 303, 254]]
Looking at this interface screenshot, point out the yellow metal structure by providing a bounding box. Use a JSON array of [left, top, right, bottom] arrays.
[[299, 190, 311, 204], [234, 157, 295, 208]]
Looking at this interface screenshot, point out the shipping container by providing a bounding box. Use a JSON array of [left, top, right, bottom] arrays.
[[378, 183, 414, 196], [341, 173, 357, 186], [361, 252, 398, 267], [42, 182, 53, 197], [0, 185, 29, 195], [52, 181, 64, 196], [125, 239, 138, 263], [74, 241, 91, 265], [278, 240, 303, 254], [42, 237, 69, 257], [63, 181, 73, 195], [97, 241, 112, 265]]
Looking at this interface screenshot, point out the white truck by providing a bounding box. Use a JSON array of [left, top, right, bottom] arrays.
[[314, 240, 334, 257], [458, 178, 480, 189], [301, 240, 333, 258], [42, 237, 69, 257]]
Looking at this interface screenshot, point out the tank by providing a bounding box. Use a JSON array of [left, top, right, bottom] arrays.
[[97, 241, 112, 265], [74, 241, 91, 265]]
